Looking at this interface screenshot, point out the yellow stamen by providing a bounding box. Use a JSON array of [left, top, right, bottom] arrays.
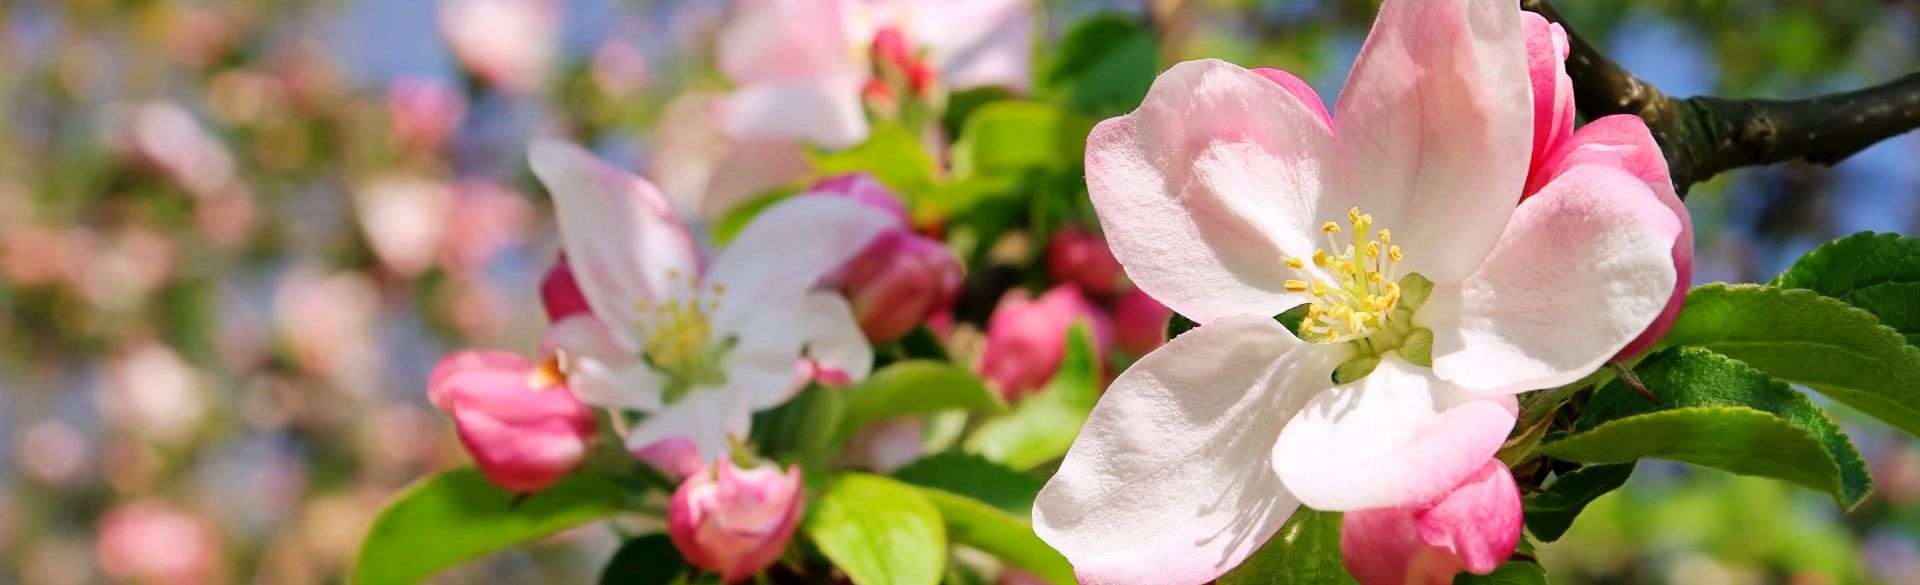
[[1321, 221, 1341, 234], [1285, 257, 1305, 269], [1284, 279, 1310, 292]]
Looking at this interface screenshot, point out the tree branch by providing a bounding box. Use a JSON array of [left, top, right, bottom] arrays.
[[1522, 0, 1920, 193]]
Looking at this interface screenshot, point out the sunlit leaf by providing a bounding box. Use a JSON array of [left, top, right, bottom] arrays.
[[1772, 232, 1920, 345], [1216, 509, 1357, 585], [356, 469, 630, 585], [805, 474, 946, 585], [965, 326, 1100, 470]]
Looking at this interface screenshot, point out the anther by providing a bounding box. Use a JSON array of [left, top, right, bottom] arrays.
[[1284, 279, 1310, 292], [1285, 257, 1305, 269]]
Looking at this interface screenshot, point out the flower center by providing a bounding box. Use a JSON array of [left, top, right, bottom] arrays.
[[638, 273, 734, 404], [1284, 207, 1408, 344]]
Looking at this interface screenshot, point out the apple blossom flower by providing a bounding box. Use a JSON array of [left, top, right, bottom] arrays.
[[1046, 227, 1125, 296], [529, 140, 893, 464], [541, 253, 592, 323], [439, 0, 559, 94], [353, 175, 451, 277], [978, 285, 1112, 399], [1340, 459, 1523, 585], [386, 76, 467, 155], [1030, 1, 1687, 583], [716, 0, 1034, 147], [427, 350, 598, 493], [668, 457, 805, 583]]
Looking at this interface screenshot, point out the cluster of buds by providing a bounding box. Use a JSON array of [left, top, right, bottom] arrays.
[[809, 174, 963, 344]]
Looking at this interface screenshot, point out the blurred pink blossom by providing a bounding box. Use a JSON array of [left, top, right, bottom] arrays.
[[649, 93, 811, 220], [95, 500, 224, 585], [668, 457, 805, 583], [439, 0, 561, 94], [100, 342, 207, 444], [353, 175, 452, 277], [1045, 227, 1124, 296], [16, 420, 90, 487], [386, 76, 467, 155], [437, 179, 531, 276], [979, 285, 1111, 399], [111, 102, 237, 199], [273, 267, 382, 390], [1111, 286, 1171, 357], [592, 39, 653, 98]]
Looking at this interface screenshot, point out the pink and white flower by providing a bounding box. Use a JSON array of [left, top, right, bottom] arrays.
[[717, 0, 1034, 147], [667, 457, 805, 583], [1340, 459, 1523, 585], [529, 140, 893, 465], [1030, 1, 1687, 583], [439, 0, 560, 94]]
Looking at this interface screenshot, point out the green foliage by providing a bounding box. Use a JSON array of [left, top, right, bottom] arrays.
[[599, 535, 688, 585], [1772, 232, 1920, 345], [1661, 283, 1920, 437], [951, 102, 1093, 178], [1451, 562, 1549, 585], [913, 488, 1076, 585], [809, 124, 939, 199], [355, 469, 630, 585], [1538, 347, 1871, 508], [1523, 464, 1635, 542], [1046, 13, 1160, 116], [892, 451, 1045, 514], [965, 326, 1101, 470], [839, 361, 1006, 442], [805, 474, 947, 585], [751, 384, 847, 469], [1217, 509, 1357, 585]]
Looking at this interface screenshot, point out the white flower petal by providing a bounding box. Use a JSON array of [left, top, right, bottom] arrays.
[[1034, 315, 1349, 584], [529, 140, 699, 353], [1085, 59, 1336, 324], [623, 388, 751, 464], [722, 292, 872, 410], [1272, 354, 1518, 511], [569, 358, 663, 413], [1425, 164, 1682, 393], [706, 196, 894, 317], [720, 77, 870, 149], [1331, 0, 1533, 284]]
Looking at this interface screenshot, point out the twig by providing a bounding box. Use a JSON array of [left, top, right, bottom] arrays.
[[1522, 0, 1920, 193]]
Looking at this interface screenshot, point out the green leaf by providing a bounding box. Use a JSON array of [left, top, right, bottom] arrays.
[[599, 534, 688, 585], [951, 102, 1092, 178], [809, 124, 938, 199], [805, 474, 947, 585], [1046, 13, 1159, 116], [965, 326, 1101, 470], [1661, 283, 1920, 437], [1452, 562, 1549, 585], [914, 488, 1075, 585], [355, 469, 630, 585], [1773, 232, 1920, 344], [1522, 463, 1634, 542], [893, 451, 1045, 514], [1537, 347, 1871, 508], [840, 361, 1006, 441], [750, 384, 847, 469], [1217, 509, 1357, 585]]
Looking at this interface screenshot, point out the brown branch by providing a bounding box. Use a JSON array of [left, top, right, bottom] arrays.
[[1523, 0, 1920, 194]]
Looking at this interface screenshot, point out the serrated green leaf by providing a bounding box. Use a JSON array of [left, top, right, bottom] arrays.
[[892, 451, 1045, 514], [951, 102, 1093, 178], [1773, 232, 1920, 344], [913, 488, 1075, 585], [1538, 347, 1871, 507], [965, 326, 1100, 470], [1046, 13, 1159, 116], [1522, 463, 1634, 542], [599, 534, 687, 585], [1452, 562, 1548, 585], [805, 474, 946, 585], [355, 469, 629, 585], [839, 361, 1005, 442], [1662, 283, 1920, 437], [1217, 509, 1357, 585]]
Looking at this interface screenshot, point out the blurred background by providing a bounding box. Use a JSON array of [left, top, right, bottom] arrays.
[[2, 0, 1919, 583]]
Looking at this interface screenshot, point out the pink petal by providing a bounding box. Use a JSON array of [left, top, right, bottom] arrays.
[[441, 364, 598, 493], [529, 140, 700, 353], [1426, 164, 1682, 393], [1033, 315, 1350, 585], [1339, 460, 1521, 585], [427, 350, 530, 411], [719, 0, 862, 84], [721, 77, 871, 149], [1272, 355, 1518, 511], [1522, 12, 1575, 181], [1084, 59, 1335, 324], [1331, 0, 1533, 284], [1522, 115, 1693, 360], [909, 0, 1035, 92], [1250, 68, 1331, 130]]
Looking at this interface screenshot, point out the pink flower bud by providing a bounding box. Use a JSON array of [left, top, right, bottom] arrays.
[[668, 457, 805, 583], [839, 232, 963, 343], [979, 285, 1112, 399], [807, 173, 909, 226], [1112, 287, 1172, 356], [96, 500, 222, 585], [1339, 459, 1522, 585], [427, 350, 598, 493], [1046, 227, 1124, 296], [540, 254, 592, 322], [871, 27, 916, 75]]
